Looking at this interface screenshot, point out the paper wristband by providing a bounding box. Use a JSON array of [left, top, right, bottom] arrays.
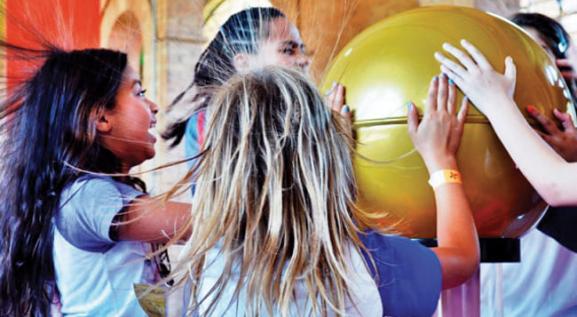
[[428, 169, 462, 188]]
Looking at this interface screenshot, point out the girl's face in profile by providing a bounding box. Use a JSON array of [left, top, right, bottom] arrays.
[[250, 17, 311, 73], [99, 65, 159, 170]]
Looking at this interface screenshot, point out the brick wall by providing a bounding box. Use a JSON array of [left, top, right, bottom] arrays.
[[150, 0, 206, 200]]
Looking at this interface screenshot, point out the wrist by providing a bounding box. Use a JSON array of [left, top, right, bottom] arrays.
[[424, 155, 458, 174], [428, 169, 463, 189]]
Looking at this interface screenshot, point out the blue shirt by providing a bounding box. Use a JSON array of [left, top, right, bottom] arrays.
[[53, 176, 157, 316], [184, 112, 204, 166], [359, 231, 442, 316]]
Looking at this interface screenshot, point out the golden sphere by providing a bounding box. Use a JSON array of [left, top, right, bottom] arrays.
[[323, 6, 573, 238]]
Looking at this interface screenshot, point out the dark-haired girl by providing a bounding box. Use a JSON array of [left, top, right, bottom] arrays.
[[0, 48, 190, 316], [162, 7, 311, 167]]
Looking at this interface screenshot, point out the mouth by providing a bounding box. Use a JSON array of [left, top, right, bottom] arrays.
[[148, 121, 158, 143]]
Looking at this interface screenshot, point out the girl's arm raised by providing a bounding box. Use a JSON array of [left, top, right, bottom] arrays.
[[408, 75, 480, 289], [435, 40, 577, 206], [114, 197, 192, 243]]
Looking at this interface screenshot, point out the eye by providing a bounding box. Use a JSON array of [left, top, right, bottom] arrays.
[[137, 89, 147, 98], [281, 46, 296, 55]]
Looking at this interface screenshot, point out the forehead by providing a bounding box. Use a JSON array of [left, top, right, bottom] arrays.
[[523, 27, 546, 45], [523, 27, 555, 60], [266, 17, 303, 42], [121, 65, 140, 86], [122, 65, 137, 80]]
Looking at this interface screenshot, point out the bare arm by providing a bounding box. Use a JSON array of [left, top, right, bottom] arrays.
[[113, 196, 192, 243], [408, 75, 480, 289], [428, 161, 480, 289], [489, 100, 575, 206], [435, 40, 577, 206]]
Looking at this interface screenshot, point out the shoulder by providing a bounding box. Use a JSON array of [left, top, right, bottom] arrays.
[[59, 176, 143, 213], [359, 231, 442, 317], [55, 176, 144, 251]]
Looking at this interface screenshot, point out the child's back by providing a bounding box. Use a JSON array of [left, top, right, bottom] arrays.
[[170, 67, 478, 316]]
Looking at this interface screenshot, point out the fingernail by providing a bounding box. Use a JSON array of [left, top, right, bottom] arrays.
[[407, 102, 414, 112], [448, 78, 454, 85], [341, 105, 350, 113], [526, 105, 537, 114]]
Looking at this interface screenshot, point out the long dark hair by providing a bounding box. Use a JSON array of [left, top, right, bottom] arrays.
[[511, 13, 570, 59], [0, 47, 129, 316], [162, 7, 285, 147]]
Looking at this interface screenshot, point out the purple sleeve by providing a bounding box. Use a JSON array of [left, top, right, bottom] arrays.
[[55, 176, 143, 252], [359, 231, 442, 316]]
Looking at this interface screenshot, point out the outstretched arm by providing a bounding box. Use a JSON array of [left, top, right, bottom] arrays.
[[435, 40, 577, 206], [408, 75, 479, 289], [114, 197, 192, 243]]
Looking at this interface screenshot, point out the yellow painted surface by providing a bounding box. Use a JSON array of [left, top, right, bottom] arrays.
[[323, 6, 571, 238]]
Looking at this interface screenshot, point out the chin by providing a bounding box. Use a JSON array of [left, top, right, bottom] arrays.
[[144, 150, 156, 160]]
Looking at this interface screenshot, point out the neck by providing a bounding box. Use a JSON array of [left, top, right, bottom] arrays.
[[120, 162, 132, 174]]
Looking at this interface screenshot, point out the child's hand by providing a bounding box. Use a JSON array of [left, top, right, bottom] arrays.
[[326, 82, 351, 117], [556, 59, 577, 82], [408, 75, 469, 172], [326, 82, 344, 112], [528, 105, 577, 162], [434, 39, 516, 118], [326, 82, 353, 134]]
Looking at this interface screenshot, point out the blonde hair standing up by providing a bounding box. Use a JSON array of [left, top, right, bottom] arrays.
[[171, 66, 366, 316]]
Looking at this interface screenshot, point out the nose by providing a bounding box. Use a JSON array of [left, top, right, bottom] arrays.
[[297, 52, 311, 70], [147, 99, 159, 115]]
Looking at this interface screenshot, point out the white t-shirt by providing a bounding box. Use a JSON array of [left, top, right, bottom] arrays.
[[196, 244, 382, 316], [53, 176, 157, 316], [481, 228, 577, 317]]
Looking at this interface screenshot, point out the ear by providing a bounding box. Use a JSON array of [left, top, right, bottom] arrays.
[[96, 111, 112, 133], [233, 53, 251, 73]]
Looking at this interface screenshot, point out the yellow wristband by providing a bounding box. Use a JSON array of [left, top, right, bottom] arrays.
[[428, 169, 462, 189]]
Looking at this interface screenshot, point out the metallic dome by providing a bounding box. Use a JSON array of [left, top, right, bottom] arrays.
[[323, 6, 573, 238]]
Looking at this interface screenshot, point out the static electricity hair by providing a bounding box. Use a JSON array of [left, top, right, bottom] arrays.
[[169, 66, 366, 316], [0, 47, 130, 316], [162, 6, 286, 148]]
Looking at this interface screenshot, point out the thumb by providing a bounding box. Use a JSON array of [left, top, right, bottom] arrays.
[[505, 56, 517, 81]]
